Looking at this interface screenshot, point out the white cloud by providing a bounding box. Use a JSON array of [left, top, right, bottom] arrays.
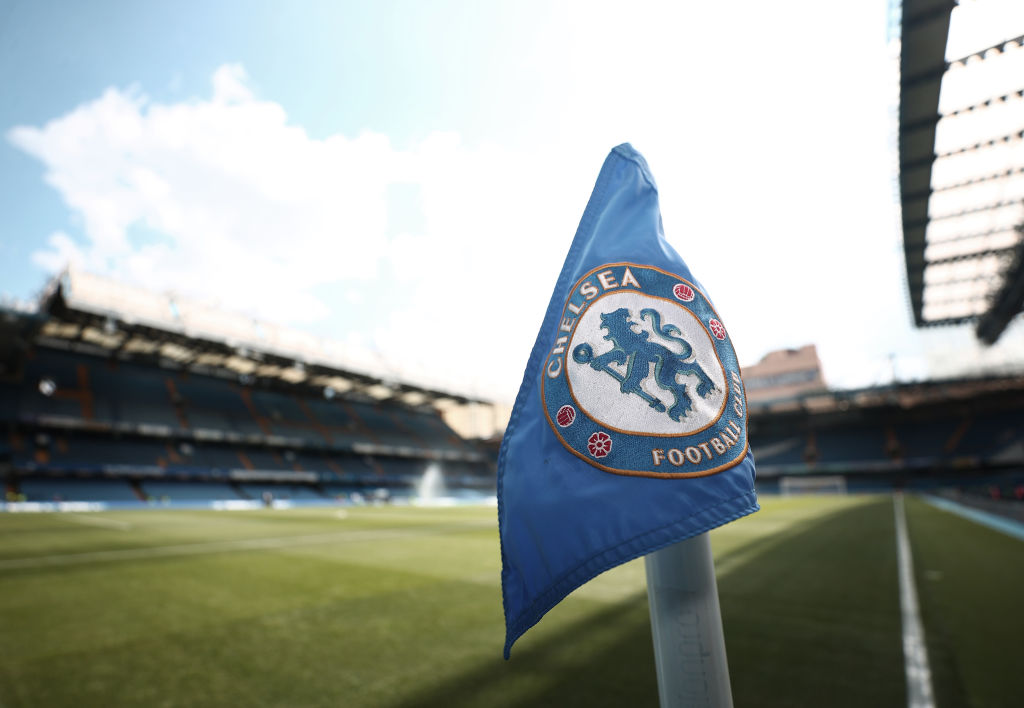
[[11, 20, 1023, 403], [30, 231, 86, 273], [7, 65, 592, 398], [8, 67, 420, 327]]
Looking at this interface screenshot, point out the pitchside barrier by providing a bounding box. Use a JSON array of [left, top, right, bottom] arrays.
[[779, 475, 848, 495]]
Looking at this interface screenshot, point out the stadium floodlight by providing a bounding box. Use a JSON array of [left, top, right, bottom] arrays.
[[225, 355, 258, 374], [280, 367, 307, 384], [40, 321, 80, 339], [160, 342, 193, 362], [194, 352, 227, 366], [315, 376, 354, 394], [365, 383, 395, 400], [255, 364, 283, 377], [82, 326, 124, 349], [323, 386, 336, 400], [402, 391, 427, 406], [37, 377, 56, 397], [123, 337, 160, 354]]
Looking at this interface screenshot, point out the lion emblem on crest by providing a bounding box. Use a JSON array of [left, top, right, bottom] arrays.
[[572, 307, 717, 421]]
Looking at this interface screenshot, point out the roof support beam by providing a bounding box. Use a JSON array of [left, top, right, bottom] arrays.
[[935, 131, 1024, 159], [933, 166, 1024, 194], [977, 235, 1024, 344], [922, 245, 1016, 267], [948, 34, 1024, 66], [943, 90, 1024, 118]]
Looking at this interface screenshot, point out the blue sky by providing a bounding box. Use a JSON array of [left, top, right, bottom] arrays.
[[0, 1, 531, 295], [2, 0, 1023, 400]]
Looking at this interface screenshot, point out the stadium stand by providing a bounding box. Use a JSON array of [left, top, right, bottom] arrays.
[[138, 480, 241, 503], [19, 476, 139, 503], [0, 272, 495, 508], [747, 371, 1024, 512], [3, 270, 1022, 517], [238, 483, 327, 502]]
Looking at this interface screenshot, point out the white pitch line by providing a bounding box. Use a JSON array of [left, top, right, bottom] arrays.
[[342, 510, 498, 524], [893, 494, 936, 708], [0, 520, 492, 572], [62, 514, 132, 530]]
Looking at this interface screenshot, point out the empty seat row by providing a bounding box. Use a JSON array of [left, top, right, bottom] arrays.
[[16, 347, 471, 456]]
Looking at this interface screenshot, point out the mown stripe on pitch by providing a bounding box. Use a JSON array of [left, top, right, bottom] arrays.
[[0, 521, 494, 571]]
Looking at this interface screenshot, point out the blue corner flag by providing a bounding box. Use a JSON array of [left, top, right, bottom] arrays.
[[498, 144, 758, 658]]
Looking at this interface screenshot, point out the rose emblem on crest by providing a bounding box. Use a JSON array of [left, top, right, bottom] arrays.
[[587, 431, 613, 458]]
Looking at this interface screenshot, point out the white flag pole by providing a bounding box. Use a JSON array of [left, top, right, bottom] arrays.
[[645, 533, 734, 708]]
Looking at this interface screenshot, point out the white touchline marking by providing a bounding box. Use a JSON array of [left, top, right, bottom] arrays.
[[62, 514, 132, 530], [343, 510, 497, 523], [894, 494, 936, 708], [0, 520, 494, 572]]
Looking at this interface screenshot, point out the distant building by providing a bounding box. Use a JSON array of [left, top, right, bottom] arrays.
[[742, 345, 827, 404]]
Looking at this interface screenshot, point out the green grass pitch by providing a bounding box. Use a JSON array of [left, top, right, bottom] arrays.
[[0, 495, 1020, 707]]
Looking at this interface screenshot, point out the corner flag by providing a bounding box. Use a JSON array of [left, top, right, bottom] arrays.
[[498, 143, 758, 658]]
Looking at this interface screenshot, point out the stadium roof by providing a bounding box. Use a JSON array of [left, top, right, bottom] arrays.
[[29, 268, 488, 407], [748, 368, 1024, 416], [898, 0, 1024, 343]]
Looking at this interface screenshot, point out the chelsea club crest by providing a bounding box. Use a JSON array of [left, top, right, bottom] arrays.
[[541, 262, 749, 478]]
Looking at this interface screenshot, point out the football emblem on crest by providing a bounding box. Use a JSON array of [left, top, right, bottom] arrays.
[[541, 263, 748, 478], [673, 283, 695, 302], [708, 318, 727, 340]]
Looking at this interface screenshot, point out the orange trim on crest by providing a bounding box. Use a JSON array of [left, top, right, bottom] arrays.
[[540, 261, 749, 478]]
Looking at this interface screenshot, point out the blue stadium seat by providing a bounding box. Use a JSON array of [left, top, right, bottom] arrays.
[[18, 476, 140, 502], [185, 444, 246, 470], [391, 407, 467, 451], [814, 429, 887, 464], [139, 481, 242, 501], [893, 420, 960, 461], [50, 435, 165, 468], [750, 434, 806, 466], [239, 484, 325, 501], [6, 345, 493, 503], [956, 411, 1024, 460], [347, 402, 418, 446]]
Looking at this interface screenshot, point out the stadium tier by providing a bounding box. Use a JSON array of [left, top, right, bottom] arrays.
[[748, 405, 1024, 473], [4, 292, 1024, 509], [746, 376, 1024, 506], [138, 480, 242, 502], [1, 299, 495, 506], [18, 476, 140, 502]]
